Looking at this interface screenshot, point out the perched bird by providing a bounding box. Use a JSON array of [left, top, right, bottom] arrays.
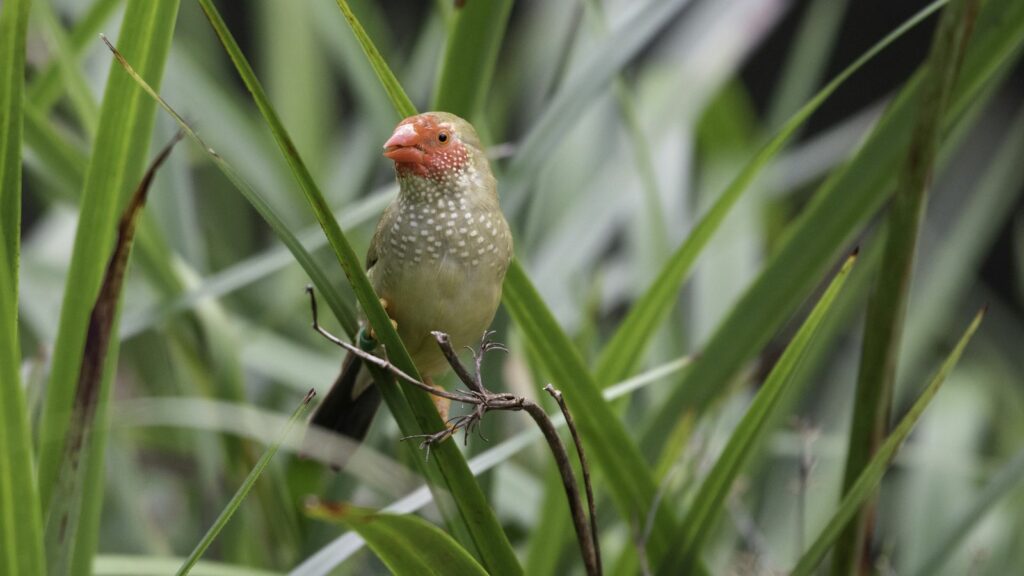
[[308, 112, 513, 464]]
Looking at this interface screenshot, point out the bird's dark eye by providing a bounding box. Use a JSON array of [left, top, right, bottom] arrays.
[[437, 132, 449, 143]]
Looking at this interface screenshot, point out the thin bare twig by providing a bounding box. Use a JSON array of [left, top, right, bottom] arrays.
[[545, 384, 601, 575], [306, 288, 601, 576]]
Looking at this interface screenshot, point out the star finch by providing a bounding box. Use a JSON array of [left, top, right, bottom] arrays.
[[309, 112, 513, 462]]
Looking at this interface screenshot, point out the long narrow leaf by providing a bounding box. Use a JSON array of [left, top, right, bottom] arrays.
[[432, 0, 513, 117], [332, 0, 415, 118], [660, 253, 858, 574], [0, 7, 43, 569], [306, 503, 489, 576], [834, 1, 983, 571], [193, 1, 520, 571], [0, 0, 30, 280], [791, 309, 985, 575], [177, 391, 316, 576], [595, 0, 949, 388]]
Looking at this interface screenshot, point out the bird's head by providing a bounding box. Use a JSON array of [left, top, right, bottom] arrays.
[[383, 112, 484, 181]]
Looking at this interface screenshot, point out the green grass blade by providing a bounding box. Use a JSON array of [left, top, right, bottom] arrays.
[[901, 102, 1024, 388], [177, 391, 316, 576], [833, 2, 982, 571], [594, 0, 949, 388], [193, 2, 520, 571], [791, 309, 985, 576], [0, 7, 44, 571], [660, 253, 857, 574], [431, 0, 513, 117], [37, 0, 180, 519], [0, 258, 44, 576], [0, 0, 30, 282], [306, 503, 489, 576], [642, 0, 1024, 454], [765, 0, 849, 128], [502, 263, 679, 561], [332, 0, 414, 118]]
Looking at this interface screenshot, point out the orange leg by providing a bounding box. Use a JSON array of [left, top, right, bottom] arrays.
[[424, 376, 452, 424], [368, 298, 399, 340]]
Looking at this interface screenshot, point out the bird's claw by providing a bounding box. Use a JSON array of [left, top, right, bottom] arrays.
[[368, 298, 399, 341]]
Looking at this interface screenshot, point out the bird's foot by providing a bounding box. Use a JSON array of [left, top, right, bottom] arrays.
[[401, 334, 523, 459], [367, 298, 399, 341]]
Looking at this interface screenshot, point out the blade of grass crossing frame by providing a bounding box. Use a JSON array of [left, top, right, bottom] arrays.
[[306, 502, 488, 576], [833, 1, 982, 572], [193, 1, 520, 571], [594, 0, 949, 388], [333, 0, 415, 118], [659, 253, 858, 575], [0, 5, 44, 572], [0, 249, 45, 576], [0, 0, 30, 282], [431, 0, 513, 117], [642, 0, 1024, 455], [792, 309, 985, 576], [178, 391, 316, 576], [38, 0, 180, 517]]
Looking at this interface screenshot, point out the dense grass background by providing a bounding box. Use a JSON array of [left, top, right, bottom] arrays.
[[5, 0, 1024, 574]]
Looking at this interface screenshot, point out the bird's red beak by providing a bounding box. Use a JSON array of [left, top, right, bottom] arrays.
[[383, 123, 426, 165]]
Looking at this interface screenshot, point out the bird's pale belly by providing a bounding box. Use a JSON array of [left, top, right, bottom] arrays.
[[370, 247, 504, 377]]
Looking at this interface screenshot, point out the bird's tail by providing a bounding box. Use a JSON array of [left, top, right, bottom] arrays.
[[303, 351, 382, 470]]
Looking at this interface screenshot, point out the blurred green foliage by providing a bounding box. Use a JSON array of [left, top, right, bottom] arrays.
[[6, 0, 1024, 575]]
